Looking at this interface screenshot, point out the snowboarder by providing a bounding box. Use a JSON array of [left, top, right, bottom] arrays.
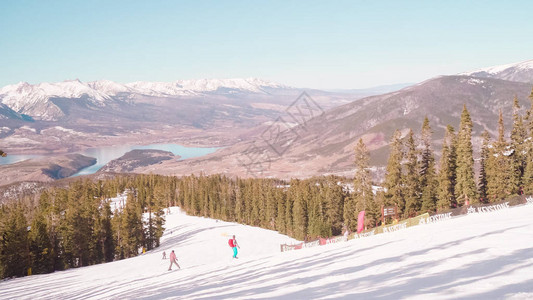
[[162, 251, 167, 259], [228, 235, 240, 259], [168, 250, 180, 270]]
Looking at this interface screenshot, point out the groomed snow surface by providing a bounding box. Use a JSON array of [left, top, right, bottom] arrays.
[[1, 205, 533, 299]]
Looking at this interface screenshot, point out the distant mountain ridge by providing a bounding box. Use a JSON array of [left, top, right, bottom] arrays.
[[151, 73, 533, 179], [1, 77, 288, 98], [460, 59, 533, 83], [2, 59, 532, 122], [0, 78, 291, 121]]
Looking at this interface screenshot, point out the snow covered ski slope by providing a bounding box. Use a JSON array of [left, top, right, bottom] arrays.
[[1, 205, 533, 299]]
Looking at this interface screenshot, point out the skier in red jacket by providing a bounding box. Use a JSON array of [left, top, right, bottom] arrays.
[[168, 250, 180, 270]]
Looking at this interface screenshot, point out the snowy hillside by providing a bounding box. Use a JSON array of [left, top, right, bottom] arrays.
[[1, 204, 532, 299], [461, 59, 533, 83]]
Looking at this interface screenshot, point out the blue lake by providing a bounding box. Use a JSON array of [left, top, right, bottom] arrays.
[[0, 154, 40, 165], [0, 144, 219, 176]]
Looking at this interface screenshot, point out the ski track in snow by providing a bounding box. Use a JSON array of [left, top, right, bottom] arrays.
[[1, 205, 533, 299]]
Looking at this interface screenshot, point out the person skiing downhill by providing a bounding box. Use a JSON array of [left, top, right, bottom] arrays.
[[343, 228, 350, 241], [228, 235, 240, 259], [168, 250, 180, 270]]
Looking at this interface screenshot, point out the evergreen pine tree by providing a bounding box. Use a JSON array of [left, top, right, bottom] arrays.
[[0, 204, 30, 278], [111, 208, 125, 260], [275, 189, 287, 234], [437, 125, 457, 211], [120, 193, 144, 258], [250, 181, 263, 226], [342, 194, 356, 232], [265, 183, 278, 230], [526, 87, 533, 131], [99, 201, 115, 262], [351, 139, 375, 229], [324, 176, 345, 235], [35, 191, 62, 271], [29, 210, 54, 274], [487, 110, 513, 201], [284, 186, 294, 237], [403, 130, 421, 217], [523, 88, 533, 194], [307, 184, 330, 239], [419, 117, 438, 213], [61, 183, 91, 267], [455, 105, 478, 205], [510, 96, 527, 194], [478, 130, 491, 203], [291, 180, 308, 240], [523, 150, 533, 195], [383, 130, 404, 220], [0, 207, 3, 277], [232, 179, 242, 223]]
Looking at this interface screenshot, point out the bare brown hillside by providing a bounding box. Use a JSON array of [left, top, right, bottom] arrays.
[[136, 76, 532, 180]]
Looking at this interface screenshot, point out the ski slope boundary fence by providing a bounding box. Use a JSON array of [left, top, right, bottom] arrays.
[[280, 195, 532, 252]]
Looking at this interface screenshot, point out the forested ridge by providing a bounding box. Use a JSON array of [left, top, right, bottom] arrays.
[[1, 88, 533, 279]]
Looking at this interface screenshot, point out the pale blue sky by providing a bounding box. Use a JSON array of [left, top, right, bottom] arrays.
[[1, 0, 532, 89]]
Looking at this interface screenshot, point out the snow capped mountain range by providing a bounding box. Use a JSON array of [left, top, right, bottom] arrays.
[[1, 80, 111, 112], [127, 78, 288, 96], [1, 59, 531, 122], [0, 78, 290, 121], [0, 77, 288, 103], [460, 59, 533, 83]]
